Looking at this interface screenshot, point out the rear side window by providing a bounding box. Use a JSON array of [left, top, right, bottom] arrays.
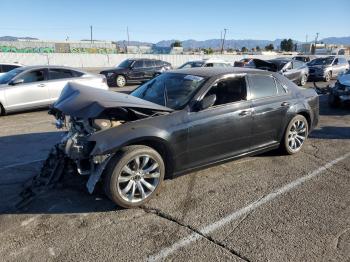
[[155, 60, 163, 66], [133, 60, 144, 68], [274, 78, 287, 94], [145, 60, 156, 67], [339, 58, 348, 65], [49, 69, 75, 80], [249, 75, 277, 99]]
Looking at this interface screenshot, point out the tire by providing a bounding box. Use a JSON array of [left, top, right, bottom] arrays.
[[104, 145, 165, 208], [299, 74, 307, 86], [328, 93, 340, 108], [281, 115, 308, 155], [324, 71, 331, 82], [115, 75, 126, 87], [0, 103, 4, 116]]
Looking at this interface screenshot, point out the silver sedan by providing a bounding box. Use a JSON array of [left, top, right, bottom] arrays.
[[0, 65, 108, 115]]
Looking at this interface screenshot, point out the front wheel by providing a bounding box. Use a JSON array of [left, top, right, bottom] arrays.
[[281, 115, 308, 155], [104, 145, 165, 208], [299, 74, 307, 86], [115, 75, 126, 87], [324, 71, 331, 82]]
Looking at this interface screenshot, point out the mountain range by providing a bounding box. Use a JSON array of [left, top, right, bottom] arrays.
[[1, 36, 350, 50]]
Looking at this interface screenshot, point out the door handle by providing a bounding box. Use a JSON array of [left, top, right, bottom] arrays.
[[239, 110, 252, 116], [38, 83, 46, 87], [281, 101, 290, 107]]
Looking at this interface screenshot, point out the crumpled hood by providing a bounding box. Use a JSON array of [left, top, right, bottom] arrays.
[[53, 82, 173, 118], [338, 73, 350, 86]]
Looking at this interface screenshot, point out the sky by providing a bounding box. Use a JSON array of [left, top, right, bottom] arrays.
[[0, 0, 349, 43]]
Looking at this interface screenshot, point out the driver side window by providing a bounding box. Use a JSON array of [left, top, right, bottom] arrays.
[[203, 76, 247, 107], [20, 70, 46, 84]]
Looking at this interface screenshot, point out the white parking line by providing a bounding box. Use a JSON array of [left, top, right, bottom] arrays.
[[0, 159, 45, 170], [148, 152, 350, 261]]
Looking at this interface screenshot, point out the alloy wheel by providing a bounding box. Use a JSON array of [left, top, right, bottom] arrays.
[[287, 119, 307, 152], [117, 154, 161, 203], [116, 75, 126, 87], [300, 74, 307, 86]]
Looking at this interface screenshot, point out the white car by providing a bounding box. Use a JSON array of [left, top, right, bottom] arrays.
[[0, 63, 23, 76], [0, 65, 108, 115], [178, 58, 232, 69]]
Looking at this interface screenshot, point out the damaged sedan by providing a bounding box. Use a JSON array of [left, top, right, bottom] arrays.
[[34, 67, 319, 208]]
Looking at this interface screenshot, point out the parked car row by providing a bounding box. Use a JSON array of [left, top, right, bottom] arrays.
[[233, 55, 349, 85]]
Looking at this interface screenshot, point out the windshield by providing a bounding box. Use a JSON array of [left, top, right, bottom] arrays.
[[178, 61, 204, 69], [0, 68, 24, 84], [308, 57, 334, 66], [131, 73, 206, 109], [117, 59, 133, 68]]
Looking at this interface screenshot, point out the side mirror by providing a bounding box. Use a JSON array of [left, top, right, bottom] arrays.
[[10, 78, 24, 85], [196, 94, 216, 111]]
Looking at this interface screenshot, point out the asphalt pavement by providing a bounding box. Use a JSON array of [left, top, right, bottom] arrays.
[[0, 80, 349, 261]]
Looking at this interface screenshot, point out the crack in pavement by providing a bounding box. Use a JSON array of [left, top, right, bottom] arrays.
[[141, 206, 251, 262]]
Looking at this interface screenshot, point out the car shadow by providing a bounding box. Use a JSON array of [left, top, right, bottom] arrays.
[[0, 131, 120, 215]]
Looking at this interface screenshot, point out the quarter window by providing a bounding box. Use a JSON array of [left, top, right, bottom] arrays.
[[249, 75, 277, 99], [49, 69, 75, 80], [203, 76, 247, 106]]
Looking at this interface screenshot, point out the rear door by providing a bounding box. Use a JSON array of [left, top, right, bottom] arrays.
[[4, 68, 50, 111], [46, 68, 83, 102], [143, 60, 157, 79], [128, 60, 146, 80], [282, 61, 299, 81], [248, 74, 292, 148]]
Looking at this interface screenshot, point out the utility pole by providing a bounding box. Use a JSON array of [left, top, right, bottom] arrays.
[[127, 26, 130, 46], [221, 28, 228, 54], [305, 34, 308, 43], [312, 32, 319, 55], [90, 25, 93, 44]]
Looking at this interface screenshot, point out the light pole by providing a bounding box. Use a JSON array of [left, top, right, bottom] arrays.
[[221, 28, 228, 54]]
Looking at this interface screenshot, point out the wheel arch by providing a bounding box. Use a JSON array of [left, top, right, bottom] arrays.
[[296, 110, 311, 129], [124, 137, 175, 177]]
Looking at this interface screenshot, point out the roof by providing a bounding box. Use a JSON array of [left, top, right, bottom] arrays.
[[14, 65, 87, 73], [168, 67, 271, 78]]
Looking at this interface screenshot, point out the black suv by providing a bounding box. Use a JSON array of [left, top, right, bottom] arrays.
[[100, 59, 172, 87]]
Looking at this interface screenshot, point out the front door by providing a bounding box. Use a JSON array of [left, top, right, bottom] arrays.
[[4, 68, 50, 111], [185, 75, 253, 170]]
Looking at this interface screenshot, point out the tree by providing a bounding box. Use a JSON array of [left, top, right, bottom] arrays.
[[202, 48, 213, 54], [241, 46, 248, 53], [171, 40, 182, 48], [280, 38, 294, 51], [256, 46, 261, 52], [265, 44, 274, 51]]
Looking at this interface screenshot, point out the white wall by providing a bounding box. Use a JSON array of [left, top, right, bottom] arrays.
[[1, 53, 349, 68]]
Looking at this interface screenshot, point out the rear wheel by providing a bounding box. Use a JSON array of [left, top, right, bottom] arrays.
[[104, 145, 165, 208], [281, 115, 308, 155], [115, 75, 126, 87]]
